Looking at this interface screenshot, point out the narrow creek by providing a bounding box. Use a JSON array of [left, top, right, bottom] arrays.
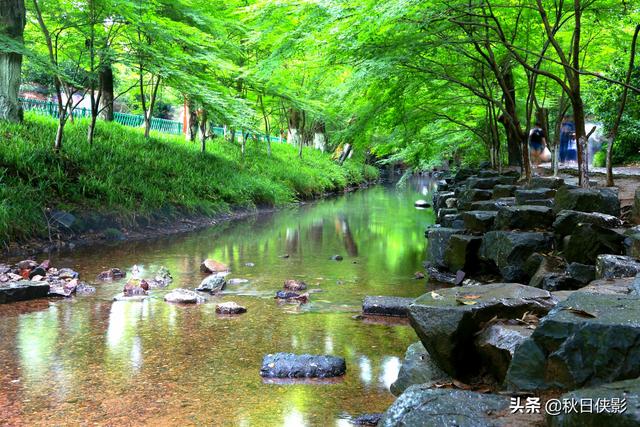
[[0, 177, 438, 426]]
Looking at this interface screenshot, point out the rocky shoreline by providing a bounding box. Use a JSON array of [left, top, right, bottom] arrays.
[[4, 180, 378, 259], [367, 168, 640, 426]]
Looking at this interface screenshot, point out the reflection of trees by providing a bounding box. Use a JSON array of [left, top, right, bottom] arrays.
[[335, 215, 358, 256]]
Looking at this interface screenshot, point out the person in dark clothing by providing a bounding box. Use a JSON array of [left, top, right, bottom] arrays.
[[529, 122, 547, 175], [559, 118, 575, 164]]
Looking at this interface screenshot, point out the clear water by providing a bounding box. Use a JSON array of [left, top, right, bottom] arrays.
[[0, 178, 437, 426]]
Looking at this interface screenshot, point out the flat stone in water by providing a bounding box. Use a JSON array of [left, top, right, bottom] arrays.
[[362, 296, 414, 317], [0, 281, 50, 304], [260, 353, 346, 378], [216, 301, 247, 314], [164, 288, 204, 304], [196, 273, 226, 293]]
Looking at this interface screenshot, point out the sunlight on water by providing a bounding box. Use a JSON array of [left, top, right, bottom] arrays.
[[0, 177, 437, 426]]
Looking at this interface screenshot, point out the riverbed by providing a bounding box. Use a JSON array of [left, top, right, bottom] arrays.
[[0, 178, 437, 426]]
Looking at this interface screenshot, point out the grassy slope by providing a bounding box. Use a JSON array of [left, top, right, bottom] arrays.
[[0, 114, 378, 245]]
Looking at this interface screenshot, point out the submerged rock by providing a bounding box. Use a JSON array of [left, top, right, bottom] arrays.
[[330, 255, 344, 261], [414, 199, 430, 208], [0, 281, 50, 304], [390, 341, 451, 396], [284, 279, 307, 291], [260, 353, 346, 378], [200, 259, 230, 273], [409, 283, 556, 378], [97, 267, 125, 281], [227, 278, 249, 285], [164, 288, 204, 304], [216, 301, 247, 314], [379, 386, 510, 427], [479, 231, 554, 282], [505, 292, 640, 391], [196, 273, 226, 293], [595, 254, 640, 279], [351, 413, 382, 426], [362, 296, 414, 317], [275, 291, 309, 303], [149, 266, 172, 288]]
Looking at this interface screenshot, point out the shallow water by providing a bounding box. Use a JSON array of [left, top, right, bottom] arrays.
[[0, 178, 438, 426]]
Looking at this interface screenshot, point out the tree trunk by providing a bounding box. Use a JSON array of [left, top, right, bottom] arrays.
[[287, 108, 301, 148], [199, 109, 207, 153], [500, 67, 521, 166], [99, 62, 114, 121], [54, 116, 66, 152], [0, 0, 26, 122], [186, 100, 198, 142], [607, 24, 640, 186], [87, 114, 97, 145]]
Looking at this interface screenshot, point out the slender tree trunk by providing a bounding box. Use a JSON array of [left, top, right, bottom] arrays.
[[88, 115, 97, 145], [500, 67, 521, 167], [54, 116, 66, 151], [199, 109, 207, 153], [0, 0, 26, 122], [186, 99, 197, 142], [606, 24, 640, 186], [143, 75, 160, 139], [312, 121, 327, 152], [99, 62, 114, 121]]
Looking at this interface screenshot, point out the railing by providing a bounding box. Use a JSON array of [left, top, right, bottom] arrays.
[[19, 98, 284, 142]]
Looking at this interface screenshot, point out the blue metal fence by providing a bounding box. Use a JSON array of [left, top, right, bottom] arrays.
[[19, 98, 284, 142]]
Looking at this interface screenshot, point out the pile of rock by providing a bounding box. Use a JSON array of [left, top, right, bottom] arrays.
[[378, 169, 640, 426], [0, 259, 94, 303]]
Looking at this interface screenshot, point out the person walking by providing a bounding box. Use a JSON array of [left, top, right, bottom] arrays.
[[529, 122, 547, 176]]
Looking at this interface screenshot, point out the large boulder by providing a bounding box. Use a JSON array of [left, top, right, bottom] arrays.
[[564, 224, 626, 264], [164, 288, 204, 304], [492, 185, 517, 199], [515, 188, 556, 205], [0, 281, 50, 304], [528, 254, 566, 289], [577, 277, 640, 296], [379, 386, 510, 427], [260, 353, 346, 378], [567, 262, 596, 285], [624, 227, 640, 258], [444, 234, 483, 273], [554, 186, 620, 217], [470, 198, 515, 212], [479, 231, 554, 282], [466, 176, 517, 190], [494, 205, 554, 231], [462, 211, 496, 233], [426, 227, 464, 269], [548, 378, 640, 427], [505, 292, 640, 391], [528, 176, 565, 189], [200, 259, 230, 273], [408, 283, 556, 378], [458, 189, 493, 210], [475, 322, 533, 382], [442, 213, 464, 229], [196, 273, 227, 293], [433, 191, 455, 211], [362, 296, 414, 317], [436, 208, 457, 223], [595, 254, 640, 279], [390, 342, 451, 397], [553, 210, 623, 237]]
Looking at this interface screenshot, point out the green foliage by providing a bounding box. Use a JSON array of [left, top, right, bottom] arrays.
[[0, 114, 375, 244]]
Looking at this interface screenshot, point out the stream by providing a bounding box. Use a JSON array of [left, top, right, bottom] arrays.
[[0, 177, 438, 426]]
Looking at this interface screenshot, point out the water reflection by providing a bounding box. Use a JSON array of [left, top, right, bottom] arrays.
[[2, 177, 437, 426]]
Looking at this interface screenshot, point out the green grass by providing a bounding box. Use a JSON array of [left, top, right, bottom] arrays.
[[0, 114, 378, 245]]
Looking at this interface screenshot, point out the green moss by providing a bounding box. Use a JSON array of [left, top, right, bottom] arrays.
[[0, 114, 378, 245]]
